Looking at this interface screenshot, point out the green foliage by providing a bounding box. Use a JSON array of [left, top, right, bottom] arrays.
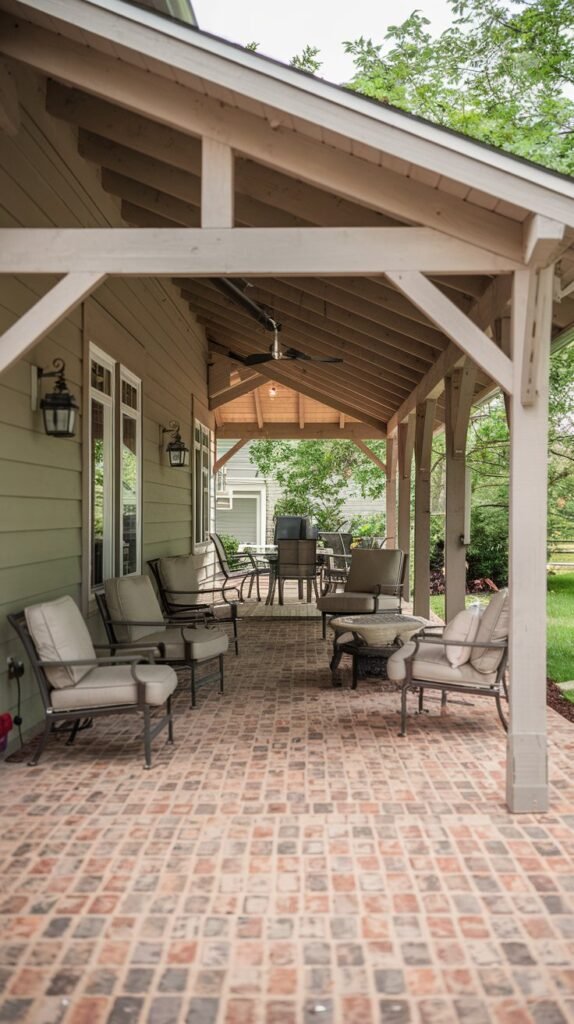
[[343, 0, 574, 174], [348, 512, 386, 537], [249, 438, 387, 531], [547, 572, 574, 684], [290, 45, 322, 74], [245, 41, 259, 52], [217, 532, 241, 569]]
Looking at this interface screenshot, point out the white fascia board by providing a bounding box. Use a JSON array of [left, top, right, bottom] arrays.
[[9, 0, 574, 219]]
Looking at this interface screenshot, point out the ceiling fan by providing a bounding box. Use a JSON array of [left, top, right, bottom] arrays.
[[226, 322, 343, 367], [213, 278, 343, 366]]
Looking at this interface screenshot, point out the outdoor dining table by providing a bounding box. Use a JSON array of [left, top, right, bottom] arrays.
[[328, 612, 429, 688], [258, 547, 334, 605]]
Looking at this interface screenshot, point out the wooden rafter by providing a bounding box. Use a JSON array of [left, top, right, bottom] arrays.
[[254, 389, 264, 428]]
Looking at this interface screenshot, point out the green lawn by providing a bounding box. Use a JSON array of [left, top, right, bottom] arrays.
[[429, 574, 574, 692]]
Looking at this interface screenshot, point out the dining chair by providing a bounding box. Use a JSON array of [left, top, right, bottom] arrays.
[[268, 539, 319, 605]]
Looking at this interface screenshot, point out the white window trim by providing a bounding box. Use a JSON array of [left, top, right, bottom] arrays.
[[89, 344, 115, 590], [193, 418, 212, 552], [119, 365, 142, 577], [88, 343, 142, 590]]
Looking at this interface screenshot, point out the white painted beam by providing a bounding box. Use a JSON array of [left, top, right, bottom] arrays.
[[216, 422, 386, 439], [213, 439, 246, 474], [444, 363, 476, 620], [386, 271, 514, 394], [354, 439, 387, 474], [506, 266, 553, 813], [413, 399, 436, 619], [209, 373, 264, 409], [385, 435, 397, 548], [0, 272, 105, 376], [397, 414, 416, 600], [520, 265, 555, 407], [523, 214, 566, 266], [0, 227, 520, 276], [201, 138, 234, 228]]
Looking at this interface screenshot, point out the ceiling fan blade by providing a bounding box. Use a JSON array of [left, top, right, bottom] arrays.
[[244, 352, 274, 365], [225, 349, 273, 366], [283, 348, 343, 364]]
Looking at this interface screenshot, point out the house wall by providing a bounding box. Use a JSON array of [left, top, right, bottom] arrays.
[[0, 66, 211, 752], [216, 439, 386, 543]]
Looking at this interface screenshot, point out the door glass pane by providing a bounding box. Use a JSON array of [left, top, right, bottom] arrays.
[[91, 399, 105, 588], [121, 413, 138, 575], [195, 448, 202, 545]]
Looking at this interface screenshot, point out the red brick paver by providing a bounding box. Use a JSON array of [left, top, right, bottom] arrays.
[[1, 618, 574, 1024]]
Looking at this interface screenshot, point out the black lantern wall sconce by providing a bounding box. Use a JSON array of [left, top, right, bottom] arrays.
[[160, 421, 189, 468], [31, 359, 78, 437]]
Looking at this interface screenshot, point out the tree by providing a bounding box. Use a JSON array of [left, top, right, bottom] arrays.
[[290, 45, 322, 74], [249, 438, 387, 531], [343, 0, 574, 173]]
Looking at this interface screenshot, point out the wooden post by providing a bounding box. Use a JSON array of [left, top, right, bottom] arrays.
[[385, 434, 397, 547], [413, 400, 436, 618], [506, 266, 553, 813], [444, 361, 476, 621], [201, 138, 234, 228], [398, 415, 415, 601]]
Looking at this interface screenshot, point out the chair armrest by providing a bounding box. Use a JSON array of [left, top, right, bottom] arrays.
[[36, 653, 158, 667], [416, 636, 507, 649]]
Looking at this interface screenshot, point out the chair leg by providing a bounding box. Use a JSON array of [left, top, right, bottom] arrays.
[[255, 573, 261, 601], [351, 653, 359, 690], [441, 690, 448, 708], [298, 580, 303, 600], [143, 705, 152, 770], [495, 694, 508, 731], [219, 654, 224, 694], [232, 610, 239, 655], [190, 663, 197, 708], [65, 717, 82, 746], [167, 695, 174, 744], [418, 688, 424, 713], [399, 685, 408, 737], [248, 575, 254, 598], [28, 718, 52, 766], [306, 579, 311, 603], [279, 579, 285, 605], [322, 612, 327, 640]]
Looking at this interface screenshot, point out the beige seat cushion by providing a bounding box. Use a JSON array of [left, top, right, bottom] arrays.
[[159, 555, 202, 607], [387, 641, 497, 688], [134, 626, 228, 662], [51, 664, 177, 711], [470, 589, 508, 674], [443, 606, 483, 668], [104, 576, 166, 643], [317, 592, 378, 614], [26, 596, 96, 690], [346, 548, 403, 594]]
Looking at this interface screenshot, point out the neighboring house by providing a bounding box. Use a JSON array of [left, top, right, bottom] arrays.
[[215, 439, 385, 544]]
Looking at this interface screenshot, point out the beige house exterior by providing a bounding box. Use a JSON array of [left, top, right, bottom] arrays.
[[1, 0, 574, 813]]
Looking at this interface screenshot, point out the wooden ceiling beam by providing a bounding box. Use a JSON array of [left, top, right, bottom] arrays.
[[186, 285, 418, 393], [254, 389, 264, 428], [194, 299, 410, 408], [216, 422, 386, 439], [208, 336, 391, 427]]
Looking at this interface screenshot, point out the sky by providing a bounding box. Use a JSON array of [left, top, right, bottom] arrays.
[[191, 0, 454, 85]]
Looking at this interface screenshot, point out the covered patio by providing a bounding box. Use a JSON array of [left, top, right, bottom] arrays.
[[2, 620, 574, 1024], [1, 0, 574, 1018]]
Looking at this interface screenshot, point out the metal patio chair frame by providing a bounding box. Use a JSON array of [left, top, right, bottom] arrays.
[[148, 558, 239, 655], [8, 611, 174, 769], [210, 532, 269, 602]]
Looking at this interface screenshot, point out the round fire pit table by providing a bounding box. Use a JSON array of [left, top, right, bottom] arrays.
[[328, 613, 428, 688]]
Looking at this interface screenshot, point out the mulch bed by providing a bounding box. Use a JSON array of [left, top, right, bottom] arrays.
[[547, 678, 574, 723]]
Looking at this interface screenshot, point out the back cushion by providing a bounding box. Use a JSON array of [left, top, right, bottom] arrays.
[[159, 555, 200, 607], [347, 549, 403, 594], [470, 589, 509, 674], [443, 605, 482, 668], [104, 576, 166, 642], [26, 596, 96, 690]]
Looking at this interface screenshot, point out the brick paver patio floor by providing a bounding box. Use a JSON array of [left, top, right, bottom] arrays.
[[2, 618, 574, 1024]]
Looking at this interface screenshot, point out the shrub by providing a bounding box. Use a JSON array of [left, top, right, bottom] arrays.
[[217, 532, 241, 570]]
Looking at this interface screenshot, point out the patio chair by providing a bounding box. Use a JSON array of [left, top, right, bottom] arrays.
[[318, 532, 353, 595], [148, 556, 239, 655], [268, 539, 319, 605], [8, 596, 177, 769], [387, 589, 509, 736], [96, 575, 228, 707], [317, 548, 406, 639], [210, 532, 269, 602]]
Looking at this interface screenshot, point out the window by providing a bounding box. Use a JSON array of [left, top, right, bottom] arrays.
[[193, 420, 211, 548], [89, 345, 141, 589]]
